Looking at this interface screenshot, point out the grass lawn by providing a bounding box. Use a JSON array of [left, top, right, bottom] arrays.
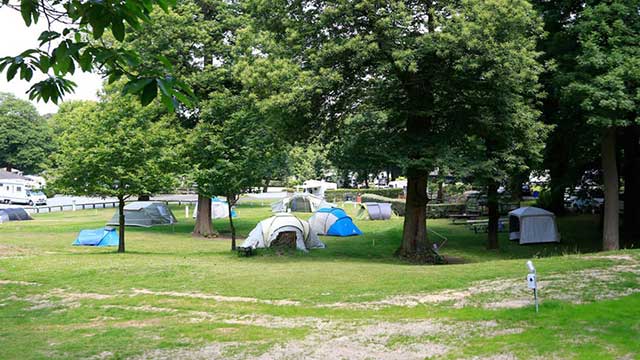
[[0, 203, 638, 359]]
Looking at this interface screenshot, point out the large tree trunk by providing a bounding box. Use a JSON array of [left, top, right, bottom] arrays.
[[622, 125, 640, 248], [547, 132, 570, 214], [228, 196, 237, 251], [193, 194, 216, 237], [601, 127, 619, 251], [398, 170, 431, 259], [117, 195, 126, 253], [486, 182, 500, 250], [262, 178, 270, 193]]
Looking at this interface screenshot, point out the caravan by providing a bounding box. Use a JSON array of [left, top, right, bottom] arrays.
[[0, 180, 47, 205]]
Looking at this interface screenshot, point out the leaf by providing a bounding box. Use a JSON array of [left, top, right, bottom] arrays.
[[123, 78, 153, 95], [6, 63, 19, 81], [140, 81, 157, 105], [111, 18, 125, 41], [20, 0, 35, 26], [157, 55, 173, 70], [39, 55, 50, 72]]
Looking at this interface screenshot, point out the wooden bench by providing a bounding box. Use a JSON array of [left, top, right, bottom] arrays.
[[466, 218, 508, 234], [449, 214, 480, 224]]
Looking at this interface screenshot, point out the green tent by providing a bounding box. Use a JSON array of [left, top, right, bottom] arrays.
[[107, 202, 177, 227]]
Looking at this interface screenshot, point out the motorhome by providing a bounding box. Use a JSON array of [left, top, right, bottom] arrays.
[[0, 171, 47, 206], [0, 181, 47, 205]]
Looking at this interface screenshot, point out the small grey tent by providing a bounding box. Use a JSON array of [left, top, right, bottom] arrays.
[[241, 213, 325, 251], [509, 207, 560, 244], [271, 193, 335, 213], [0, 208, 33, 224], [107, 202, 177, 227], [357, 202, 393, 220]]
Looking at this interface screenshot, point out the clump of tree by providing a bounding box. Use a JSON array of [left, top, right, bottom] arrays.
[[49, 87, 179, 253], [0, 93, 52, 173]]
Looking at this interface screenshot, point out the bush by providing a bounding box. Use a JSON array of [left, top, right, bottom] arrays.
[[427, 203, 465, 218], [325, 188, 403, 202]]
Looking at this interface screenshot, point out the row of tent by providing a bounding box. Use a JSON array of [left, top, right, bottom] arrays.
[[272, 193, 394, 220]]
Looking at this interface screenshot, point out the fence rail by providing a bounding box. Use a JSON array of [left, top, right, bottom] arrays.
[[26, 200, 197, 214]]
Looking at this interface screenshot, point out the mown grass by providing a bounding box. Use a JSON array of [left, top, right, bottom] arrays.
[[0, 203, 638, 359]]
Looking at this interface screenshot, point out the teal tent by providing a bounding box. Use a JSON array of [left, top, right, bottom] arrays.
[[73, 228, 119, 246]]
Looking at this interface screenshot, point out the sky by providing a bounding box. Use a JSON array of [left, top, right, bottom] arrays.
[[0, 7, 102, 115]]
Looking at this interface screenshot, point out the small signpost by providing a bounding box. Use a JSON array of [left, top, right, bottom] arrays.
[[526, 260, 539, 313]]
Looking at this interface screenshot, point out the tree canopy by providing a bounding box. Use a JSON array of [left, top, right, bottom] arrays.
[[0, 92, 52, 173]]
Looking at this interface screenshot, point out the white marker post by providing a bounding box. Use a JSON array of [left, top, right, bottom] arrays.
[[526, 260, 538, 313], [185, 205, 189, 219]]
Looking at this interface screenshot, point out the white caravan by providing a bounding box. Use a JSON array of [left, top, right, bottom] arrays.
[[0, 180, 47, 205]]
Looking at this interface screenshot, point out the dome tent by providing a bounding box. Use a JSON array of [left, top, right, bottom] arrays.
[[192, 197, 238, 219], [241, 213, 325, 252], [107, 202, 177, 227], [73, 228, 119, 246], [357, 202, 393, 220], [0, 208, 33, 224], [271, 193, 335, 213], [509, 207, 560, 244], [309, 207, 362, 237]]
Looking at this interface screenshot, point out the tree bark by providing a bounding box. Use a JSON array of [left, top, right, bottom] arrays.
[[192, 194, 216, 237], [437, 181, 444, 203], [228, 196, 237, 251], [601, 127, 619, 251], [117, 195, 126, 253], [262, 178, 270, 193], [622, 125, 640, 248], [486, 182, 500, 250], [398, 170, 431, 259]]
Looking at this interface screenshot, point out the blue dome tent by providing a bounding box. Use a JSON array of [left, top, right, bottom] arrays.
[[308, 208, 362, 237], [73, 228, 119, 246]]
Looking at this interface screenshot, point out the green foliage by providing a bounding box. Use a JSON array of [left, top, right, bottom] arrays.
[[49, 88, 179, 198], [567, 0, 640, 129], [0, 92, 52, 173], [0, 0, 192, 107], [285, 145, 332, 186]]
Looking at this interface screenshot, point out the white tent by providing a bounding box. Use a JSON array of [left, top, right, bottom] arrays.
[[271, 193, 335, 213], [192, 198, 237, 219], [241, 213, 325, 252], [509, 207, 560, 244]]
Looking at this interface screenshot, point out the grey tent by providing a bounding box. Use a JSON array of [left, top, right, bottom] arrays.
[[357, 202, 393, 220], [0, 208, 33, 224], [271, 193, 335, 213], [509, 207, 560, 244], [107, 202, 177, 227]]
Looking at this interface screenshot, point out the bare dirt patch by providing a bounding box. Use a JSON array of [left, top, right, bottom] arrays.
[[0, 244, 31, 258], [130, 288, 300, 306], [321, 258, 640, 310], [0, 279, 39, 286]]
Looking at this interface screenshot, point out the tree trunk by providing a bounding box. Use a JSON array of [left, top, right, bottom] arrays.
[[486, 182, 500, 250], [398, 170, 431, 259], [437, 181, 444, 203], [262, 178, 270, 193], [602, 127, 619, 251], [192, 194, 216, 237], [622, 125, 640, 248], [228, 196, 237, 251], [117, 195, 126, 253]]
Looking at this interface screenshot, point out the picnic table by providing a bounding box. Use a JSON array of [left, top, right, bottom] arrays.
[[449, 213, 480, 224], [466, 218, 509, 234]]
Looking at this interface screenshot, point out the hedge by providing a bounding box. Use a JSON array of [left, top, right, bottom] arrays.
[[325, 188, 403, 202]]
